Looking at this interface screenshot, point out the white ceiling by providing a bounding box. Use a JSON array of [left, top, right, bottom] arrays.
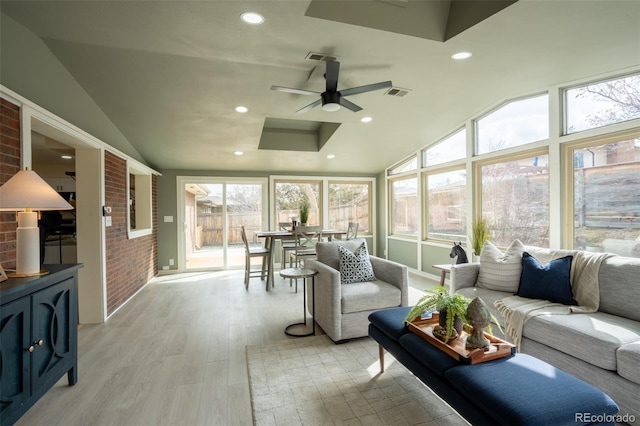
[[2, 0, 639, 174]]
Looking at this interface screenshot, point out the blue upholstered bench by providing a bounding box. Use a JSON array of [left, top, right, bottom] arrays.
[[369, 306, 620, 426]]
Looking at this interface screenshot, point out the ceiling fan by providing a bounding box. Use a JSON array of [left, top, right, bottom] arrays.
[[271, 61, 392, 113]]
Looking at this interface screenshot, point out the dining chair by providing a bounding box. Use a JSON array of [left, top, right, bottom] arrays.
[[289, 225, 323, 292], [346, 222, 359, 240], [279, 221, 299, 269], [241, 226, 270, 291]]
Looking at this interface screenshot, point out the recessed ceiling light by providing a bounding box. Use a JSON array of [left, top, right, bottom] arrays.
[[327, 154, 335, 159], [240, 12, 264, 25], [360, 116, 373, 123], [234, 151, 244, 156], [235, 106, 248, 113], [61, 155, 73, 159], [451, 51, 472, 60]]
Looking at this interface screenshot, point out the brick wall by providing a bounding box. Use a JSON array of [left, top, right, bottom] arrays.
[[104, 151, 158, 315], [0, 99, 21, 270]]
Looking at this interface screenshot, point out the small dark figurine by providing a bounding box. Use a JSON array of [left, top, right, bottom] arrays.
[[449, 242, 468, 264]]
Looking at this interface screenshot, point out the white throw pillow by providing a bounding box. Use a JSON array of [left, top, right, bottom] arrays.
[[476, 239, 525, 292], [338, 242, 376, 284]]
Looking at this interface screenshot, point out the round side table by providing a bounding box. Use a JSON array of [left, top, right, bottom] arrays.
[[279, 267, 318, 337]]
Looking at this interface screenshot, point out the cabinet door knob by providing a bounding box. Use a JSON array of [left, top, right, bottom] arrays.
[[27, 340, 44, 352]]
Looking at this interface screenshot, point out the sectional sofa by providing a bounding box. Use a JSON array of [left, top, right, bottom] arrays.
[[450, 243, 640, 424]]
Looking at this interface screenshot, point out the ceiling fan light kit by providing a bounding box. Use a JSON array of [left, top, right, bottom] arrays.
[[271, 61, 392, 113]]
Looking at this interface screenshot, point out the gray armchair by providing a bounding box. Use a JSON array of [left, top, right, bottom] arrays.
[[306, 239, 408, 342]]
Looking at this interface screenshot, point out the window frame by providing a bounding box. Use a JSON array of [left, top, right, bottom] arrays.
[[270, 176, 376, 235], [474, 147, 550, 247], [273, 178, 323, 226], [127, 161, 153, 239], [388, 174, 418, 238], [327, 180, 373, 235], [561, 129, 640, 250], [422, 128, 467, 167], [474, 92, 550, 156], [388, 155, 418, 176], [563, 72, 640, 136], [422, 165, 467, 242]]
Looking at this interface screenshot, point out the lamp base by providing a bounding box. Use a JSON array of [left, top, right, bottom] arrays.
[[8, 270, 49, 278]]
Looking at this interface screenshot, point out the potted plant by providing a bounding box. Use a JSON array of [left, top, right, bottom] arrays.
[[299, 198, 310, 225], [404, 286, 470, 343], [472, 217, 491, 258]]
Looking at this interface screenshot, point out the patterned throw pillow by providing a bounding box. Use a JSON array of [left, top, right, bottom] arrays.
[[476, 239, 525, 292], [338, 242, 376, 284]]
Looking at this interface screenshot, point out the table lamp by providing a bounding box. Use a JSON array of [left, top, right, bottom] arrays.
[[0, 168, 74, 276]]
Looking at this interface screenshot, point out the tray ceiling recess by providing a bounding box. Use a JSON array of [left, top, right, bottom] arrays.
[[259, 118, 341, 152], [305, 0, 517, 42]]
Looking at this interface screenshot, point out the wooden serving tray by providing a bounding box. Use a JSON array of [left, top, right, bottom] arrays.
[[407, 312, 516, 364]]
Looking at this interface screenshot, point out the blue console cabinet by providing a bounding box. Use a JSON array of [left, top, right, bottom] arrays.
[[0, 264, 82, 426]]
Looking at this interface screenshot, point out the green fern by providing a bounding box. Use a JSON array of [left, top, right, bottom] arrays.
[[404, 286, 470, 342], [404, 286, 504, 342]]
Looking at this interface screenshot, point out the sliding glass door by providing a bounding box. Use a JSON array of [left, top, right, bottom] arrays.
[[179, 177, 267, 271]]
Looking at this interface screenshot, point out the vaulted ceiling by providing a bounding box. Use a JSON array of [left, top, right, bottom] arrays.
[[2, 1, 639, 174]]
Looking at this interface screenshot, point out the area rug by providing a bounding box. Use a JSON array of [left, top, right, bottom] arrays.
[[246, 335, 468, 425]]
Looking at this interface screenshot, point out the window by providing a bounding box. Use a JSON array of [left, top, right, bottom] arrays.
[[388, 156, 418, 175], [476, 94, 549, 155], [570, 136, 640, 257], [390, 177, 417, 236], [328, 181, 371, 233], [423, 129, 466, 166], [127, 162, 152, 238], [274, 180, 321, 225], [565, 73, 640, 134], [425, 169, 466, 241], [479, 152, 549, 247]]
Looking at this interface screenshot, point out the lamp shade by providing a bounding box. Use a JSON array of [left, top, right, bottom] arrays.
[[0, 169, 73, 211]]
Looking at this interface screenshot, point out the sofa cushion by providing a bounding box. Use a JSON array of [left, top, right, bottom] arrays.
[[445, 353, 619, 426], [598, 255, 640, 322], [341, 280, 401, 314], [337, 242, 376, 284], [368, 306, 412, 342], [516, 252, 577, 305], [316, 239, 367, 271], [476, 239, 525, 292], [617, 341, 640, 385], [522, 311, 640, 370]]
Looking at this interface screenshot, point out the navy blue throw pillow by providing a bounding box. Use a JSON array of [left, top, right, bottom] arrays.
[[516, 252, 577, 305]]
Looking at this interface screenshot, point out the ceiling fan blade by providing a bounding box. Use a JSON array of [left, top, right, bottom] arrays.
[[296, 98, 323, 113], [325, 61, 340, 93], [340, 80, 392, 97], [271, 85, 320, 96], [340, 98, 363, 112]]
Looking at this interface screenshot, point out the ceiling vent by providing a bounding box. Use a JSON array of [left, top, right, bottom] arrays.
[[305, 52, 338, 62], [384, 87, 410, 97]]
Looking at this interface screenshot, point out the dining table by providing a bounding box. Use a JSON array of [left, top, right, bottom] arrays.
[[254, 228, 347, 290]]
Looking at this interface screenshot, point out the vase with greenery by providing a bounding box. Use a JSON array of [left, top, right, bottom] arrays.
[[472, 217, 491, 257], [404, 286, 470, 343], [299, 198, 310, 225]]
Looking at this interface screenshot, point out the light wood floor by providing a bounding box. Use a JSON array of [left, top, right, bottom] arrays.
[[16, 269, 436, 426]]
